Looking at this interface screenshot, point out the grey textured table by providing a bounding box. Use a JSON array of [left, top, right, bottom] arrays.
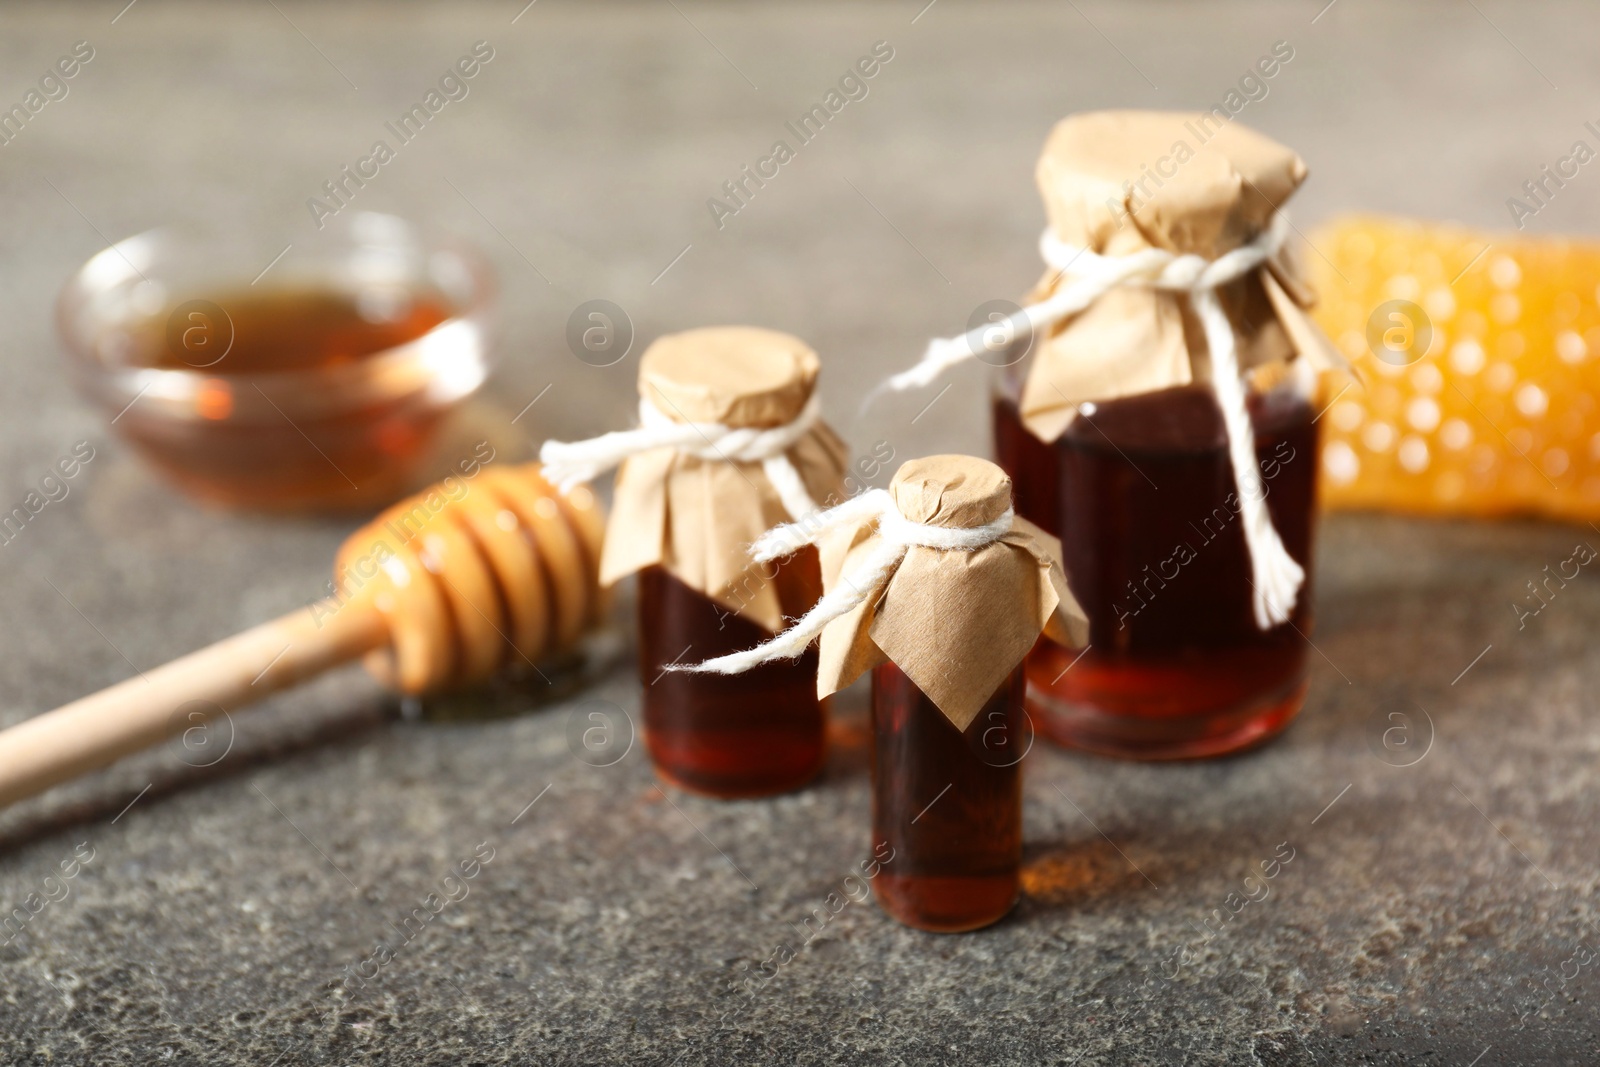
[[2, 2, 1598, 1063]]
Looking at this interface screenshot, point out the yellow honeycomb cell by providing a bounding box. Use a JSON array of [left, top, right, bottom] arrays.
[[1310, 215, 1600, 521]]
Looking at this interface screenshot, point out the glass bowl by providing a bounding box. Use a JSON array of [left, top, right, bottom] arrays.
[[57, 212, 496, 512]]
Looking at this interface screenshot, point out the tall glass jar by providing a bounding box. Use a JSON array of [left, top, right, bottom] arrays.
[[994, 358, 1320, 759], [675, 454, 1088, 927], [666, 453, 1086, 927]]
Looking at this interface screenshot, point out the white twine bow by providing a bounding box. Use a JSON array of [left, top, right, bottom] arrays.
[[676, 487, 1014, 675], [538, 392, 822, 520], [870, 213, 1302, 630]]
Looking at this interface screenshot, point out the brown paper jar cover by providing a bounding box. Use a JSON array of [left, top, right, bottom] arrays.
[[1018, 109, 1344, 443], [814, 455, 1088, 730], [600, 326, 849, 632]]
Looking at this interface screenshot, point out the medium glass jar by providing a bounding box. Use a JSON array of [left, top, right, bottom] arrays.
[[870, 660, 1024, 932], [552, 325, 849, 799], [994, 360, 1319, 759], [637, 548, 828, 798]]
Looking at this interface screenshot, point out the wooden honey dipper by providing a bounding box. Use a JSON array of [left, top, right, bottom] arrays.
[[0, 463, 606, 809]]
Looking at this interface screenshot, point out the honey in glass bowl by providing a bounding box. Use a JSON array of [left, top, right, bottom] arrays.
[[57, 212, 495, 512]]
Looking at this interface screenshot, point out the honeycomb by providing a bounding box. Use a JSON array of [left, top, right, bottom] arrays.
[[1310, 215, 1600, 521]]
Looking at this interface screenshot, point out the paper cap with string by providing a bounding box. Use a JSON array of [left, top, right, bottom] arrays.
[[680, 454, 1087, 729], [639, 326, 820, 428], [541, 325, 848, 633], [1020, 110, 1341, 444]]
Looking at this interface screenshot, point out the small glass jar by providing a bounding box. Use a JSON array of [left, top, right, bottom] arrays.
[[638, 548, 827, 798], [994, 359, 1320, 759], [870, 660, 1025, 933], [57, 211, 494, 512]]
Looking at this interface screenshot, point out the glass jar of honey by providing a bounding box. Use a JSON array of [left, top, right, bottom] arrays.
[[541, 326, 850, 798], [990, 112, 1339, 759], [873, 112, 1343, 760], [679, 454, 1087, 930]]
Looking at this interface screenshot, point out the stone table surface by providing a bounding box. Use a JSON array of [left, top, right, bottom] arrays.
[[2, 1, 1599, 1063]]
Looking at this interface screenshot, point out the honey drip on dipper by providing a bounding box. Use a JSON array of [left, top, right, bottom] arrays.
[[0, 464, 607, 809]]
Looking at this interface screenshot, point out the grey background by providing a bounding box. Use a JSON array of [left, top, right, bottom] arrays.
[[1, 1, 1597, 1064]]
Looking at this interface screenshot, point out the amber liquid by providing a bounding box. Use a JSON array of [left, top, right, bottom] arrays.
[[636, 554, 827, 799], [993, 384, 1318, 759], [113, 286, 455, 510], [870, 662, 1024, 932]]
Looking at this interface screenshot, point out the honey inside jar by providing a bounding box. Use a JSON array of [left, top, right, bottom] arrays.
[[636, 551, 828, 798], [870, 661, 1024, 932], [100, 282, 469, 511], [995, 384, 1318, 758]]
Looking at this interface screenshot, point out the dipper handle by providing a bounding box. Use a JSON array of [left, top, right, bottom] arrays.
[[0, 599, 385, 810], [0, 462, 606, 813]]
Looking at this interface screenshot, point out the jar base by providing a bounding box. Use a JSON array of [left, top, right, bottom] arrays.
[[1028, 678, 1307, 761], [873, 872, 1018, 933], [646, 758, 823, 801]]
